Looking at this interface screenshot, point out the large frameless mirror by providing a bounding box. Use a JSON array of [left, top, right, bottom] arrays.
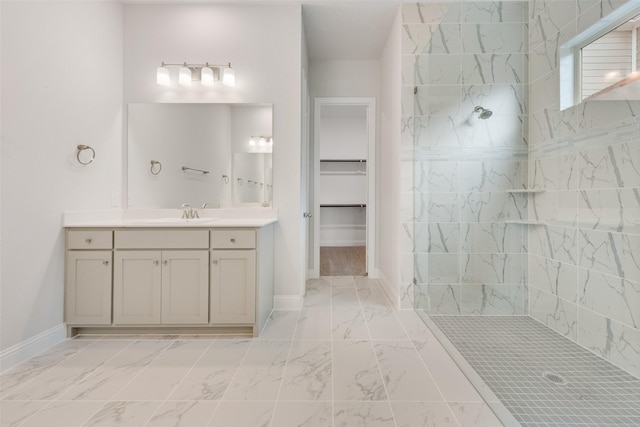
[[127, 103, 273, 208]]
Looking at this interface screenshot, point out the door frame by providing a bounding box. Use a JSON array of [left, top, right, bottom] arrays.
[[311, 97, 376, 278]]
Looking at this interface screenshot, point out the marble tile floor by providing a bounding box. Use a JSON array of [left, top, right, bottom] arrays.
[[0, 276, 502, 427]]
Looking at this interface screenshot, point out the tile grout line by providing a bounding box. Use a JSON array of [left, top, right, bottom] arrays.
[[141, 337, 218, 427], [2, 339, 102, 399], [389, 285, 466, 427], [12, 339, 133, 427], [207, 334, 258, 426], [266, 305, 301, 427], [355, 275, 400, 427], [77, 338, 180, 427]]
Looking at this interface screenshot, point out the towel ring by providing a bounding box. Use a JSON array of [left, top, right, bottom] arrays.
[[150, 160, 162, 175], [76, 145, 95, 165], [237, 178, 244, 185], [222, 175, 230, 184]]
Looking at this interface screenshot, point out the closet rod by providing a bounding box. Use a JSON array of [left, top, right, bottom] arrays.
[[320, 159, 366, 163], [320, 204, 366, 208]]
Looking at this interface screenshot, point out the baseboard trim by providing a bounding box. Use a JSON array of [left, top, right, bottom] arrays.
[[0, 323, 66, 373], [273, 295, 304, 310], [375, 269, 400, 309]]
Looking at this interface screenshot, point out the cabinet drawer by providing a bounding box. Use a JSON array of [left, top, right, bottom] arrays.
[[115, 230, 209, 249], [211, 229, 255, 249], [68, 230, 113, 250]]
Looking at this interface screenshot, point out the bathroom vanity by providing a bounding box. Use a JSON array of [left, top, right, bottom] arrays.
[[63, 211, 276, 337]]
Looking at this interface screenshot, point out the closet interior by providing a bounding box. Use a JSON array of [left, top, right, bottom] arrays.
[[317, 104, 368, 276]]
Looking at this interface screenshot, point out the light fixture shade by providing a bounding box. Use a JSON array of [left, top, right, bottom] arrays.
[[249, 137, 256, 146], [178, 66, 192, 86], [201, 67, 215, 86], [222, 66, 235, 87], [156, 66, 170, 86]]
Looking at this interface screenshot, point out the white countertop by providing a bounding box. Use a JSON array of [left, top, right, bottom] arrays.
[[63, 208, 278, 228]]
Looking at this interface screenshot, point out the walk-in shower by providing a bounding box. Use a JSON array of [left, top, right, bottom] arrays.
[[405, 2, 640, 426]]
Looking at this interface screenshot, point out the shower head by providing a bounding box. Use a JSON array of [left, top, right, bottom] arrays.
[[474, 106, 493, 119]]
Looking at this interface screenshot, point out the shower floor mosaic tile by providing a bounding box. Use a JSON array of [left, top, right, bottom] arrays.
[[429, 315, 640, 427]]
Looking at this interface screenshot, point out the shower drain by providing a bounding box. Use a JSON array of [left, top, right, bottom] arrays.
[[543, 372, 567, 385]]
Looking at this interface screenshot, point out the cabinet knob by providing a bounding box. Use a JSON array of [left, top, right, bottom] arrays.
[[85, 238, 92, 244], [153, 260, 159, 265], [229, 238, 236, 243], [103, 260, 109, 265], [212, 259, 218, 265], [163, 260, 168, 265]]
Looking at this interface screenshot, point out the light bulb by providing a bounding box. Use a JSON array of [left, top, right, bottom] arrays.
[[156, 65, 170, 86], [201, 67, 214, 86], [178, 65, 192, 86], [249, 137, 256, 146], [222, 66, 235, 87], [259, 137, 266, 146]]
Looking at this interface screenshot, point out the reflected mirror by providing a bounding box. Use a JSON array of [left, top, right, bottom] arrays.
[[128, 103, 272, 208]]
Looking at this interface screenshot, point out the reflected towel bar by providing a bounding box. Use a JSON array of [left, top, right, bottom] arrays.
[[182, 166, 210, 174]]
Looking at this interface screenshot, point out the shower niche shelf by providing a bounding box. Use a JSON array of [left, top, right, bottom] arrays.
[[505, 189, 545, 193], [505, 220, 547, 226]]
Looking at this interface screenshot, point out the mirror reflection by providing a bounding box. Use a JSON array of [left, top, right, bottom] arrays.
[[128, 103, 272, 208]]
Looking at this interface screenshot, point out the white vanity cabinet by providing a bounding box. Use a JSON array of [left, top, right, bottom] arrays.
[[113, 230, 209, 325], [64, 223, 274, 337], [210, 229, 257, 324], [65, 230, 113, 325]]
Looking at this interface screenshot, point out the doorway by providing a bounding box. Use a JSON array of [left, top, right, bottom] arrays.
[[312, 98, 375, 278]]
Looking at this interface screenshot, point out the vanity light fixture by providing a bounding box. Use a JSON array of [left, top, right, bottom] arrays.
[[250, 135, 273, 146], [222, 63, 235, 86], [156, 62, 235, 87], [156, 63, 170, 86], [178, 63, 192, 86], [201, 66, 215, 87]]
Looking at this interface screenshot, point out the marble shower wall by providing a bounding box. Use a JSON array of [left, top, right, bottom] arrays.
[[528, 0, 640, 377], [400, 2, 530, 314]]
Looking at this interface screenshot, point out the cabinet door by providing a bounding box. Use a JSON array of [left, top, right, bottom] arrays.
[[66, 251, 112, 325], [210, 250, 256, 324], [161, 250, 209, 324], [113, 250, 162, 324]]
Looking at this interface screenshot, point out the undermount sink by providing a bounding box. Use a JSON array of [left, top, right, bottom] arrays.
[[129, 217, 219, 225]]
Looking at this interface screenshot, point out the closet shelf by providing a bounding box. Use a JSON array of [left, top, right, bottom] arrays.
[[320, 159, 366, 163]]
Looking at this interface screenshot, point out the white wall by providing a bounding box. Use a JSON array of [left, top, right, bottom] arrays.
[[319, 116, 368, 159], [309, 60, 381, 99], [378, 9, 402, 306], [1, 1, 123, 352], [123, 4, 304, 301]]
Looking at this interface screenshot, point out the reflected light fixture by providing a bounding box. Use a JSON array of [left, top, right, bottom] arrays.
[[155, 61, 235, 87], [250, 135, 273, 147]]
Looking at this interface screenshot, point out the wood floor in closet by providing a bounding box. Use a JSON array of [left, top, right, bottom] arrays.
[[320, 246, 366, 276]]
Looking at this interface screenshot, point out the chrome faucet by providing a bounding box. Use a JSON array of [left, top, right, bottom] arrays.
[[181, 203, 199, 219]]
